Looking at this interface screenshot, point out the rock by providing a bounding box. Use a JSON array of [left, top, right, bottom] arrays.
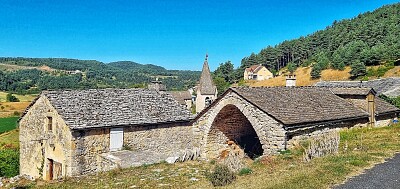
[[190, 177, 199, 181], [165, 156, 179, 164]]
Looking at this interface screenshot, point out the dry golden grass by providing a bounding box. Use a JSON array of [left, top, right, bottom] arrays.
[[250, 66, 352, 87], [249, 66, 400, 87], [0, 102, 32, 118], [384, 66, 400, 77]]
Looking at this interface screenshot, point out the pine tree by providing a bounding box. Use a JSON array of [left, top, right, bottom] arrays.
[[350, 60, 367, 78]]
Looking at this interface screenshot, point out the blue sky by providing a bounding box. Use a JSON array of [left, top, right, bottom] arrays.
[[0, 0, 398, 71]]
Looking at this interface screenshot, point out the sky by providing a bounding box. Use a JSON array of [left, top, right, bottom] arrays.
[[0, 0, 398, 71]]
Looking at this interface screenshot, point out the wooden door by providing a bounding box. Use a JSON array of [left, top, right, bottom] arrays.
[[110, 128, 124, 151], [48, 159, 53, 180]]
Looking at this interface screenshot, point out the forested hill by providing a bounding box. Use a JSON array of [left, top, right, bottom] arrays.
[[238, 3, 400, 79], [0, 57, 200, 94]]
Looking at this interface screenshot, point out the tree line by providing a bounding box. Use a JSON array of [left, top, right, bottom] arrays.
[[0, 58, 200, 94]]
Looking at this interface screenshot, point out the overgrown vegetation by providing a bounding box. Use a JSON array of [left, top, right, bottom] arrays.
[[206, 164, 236, 187], [379, 94, 400, 109], [0, 149, 19, 177]]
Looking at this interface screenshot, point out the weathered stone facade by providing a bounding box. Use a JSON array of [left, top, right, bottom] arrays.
[[192, 91, 285, 159], [19, 96, 73, 180]]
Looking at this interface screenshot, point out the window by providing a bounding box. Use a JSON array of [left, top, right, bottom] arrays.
[[47, 116, 53, 131]]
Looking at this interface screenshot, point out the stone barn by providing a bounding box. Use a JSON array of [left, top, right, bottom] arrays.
[[192, 87, 399, 159], [19, 88, 198, 180]]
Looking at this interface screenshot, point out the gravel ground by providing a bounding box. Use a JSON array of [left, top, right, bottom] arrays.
[[334, 153, 400, 189]]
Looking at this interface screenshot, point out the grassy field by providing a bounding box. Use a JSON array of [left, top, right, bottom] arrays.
[[0, 129, 19, 149], [0, 102, 32, 118], [8, 124, 400, 189], [0, 92, 37, 102], [0, 117, 19, 134]]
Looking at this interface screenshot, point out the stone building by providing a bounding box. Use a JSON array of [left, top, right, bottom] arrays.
[[168, 91, 193, 110], [315, 77, 400, 97], [328, 87, 399, 127], [19, 88, 197, 180], [244, 64, 273, 81], [192, 86, 399, 159], [196, 54, 217, 113]]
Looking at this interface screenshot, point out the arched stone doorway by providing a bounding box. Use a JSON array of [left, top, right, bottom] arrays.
[[206, 104, 263, 159]]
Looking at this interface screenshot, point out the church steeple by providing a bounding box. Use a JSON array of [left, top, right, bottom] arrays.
[[196, 54, 217, 113], [198, 54, 216, 95]]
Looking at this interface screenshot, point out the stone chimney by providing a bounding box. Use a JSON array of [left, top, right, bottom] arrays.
[[286, 74, 296, 87], [148, 78, 166, 92]]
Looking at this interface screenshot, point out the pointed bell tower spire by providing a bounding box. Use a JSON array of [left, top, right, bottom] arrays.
[[196, 53, 217, 113]]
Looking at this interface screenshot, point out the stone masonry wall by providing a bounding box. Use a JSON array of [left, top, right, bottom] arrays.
[[70, 122, 197, 175], [285, 118, 369, 148], [70, 128, 110, 175], [376, 113, 396, 127], [19, 96, 73, 180], [124, 123, 197, 160], [192, 91, 286, 159]]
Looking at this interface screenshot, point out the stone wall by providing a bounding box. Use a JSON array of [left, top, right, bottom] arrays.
[[19, 96, 73, 180], [124, 123, 197, 160], [70, 128, 110, 175], [192, 91, 286, 159], [69, 122, 197, 175], [376, 113, 396, 127], [285, 118, 369, 148]]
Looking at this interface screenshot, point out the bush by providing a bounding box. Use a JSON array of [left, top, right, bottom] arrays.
[[13, 111, 21, 116], [6, 93, 19, 102], [238, 167, 252, 176], [206, 164, 236, 187], [0, 149, 19, 177]]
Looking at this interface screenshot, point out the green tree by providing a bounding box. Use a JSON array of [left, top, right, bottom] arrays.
[[6, 93, 19, 102], [311, 63, 322, 79], [214, 61, 235, 83], [213, 77, 230, 96], [287, 62, 297, 74], [350, 60, 367, 78]]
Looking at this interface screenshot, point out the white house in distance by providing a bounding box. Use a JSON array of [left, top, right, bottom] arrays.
[[244, 64, 273, 81]]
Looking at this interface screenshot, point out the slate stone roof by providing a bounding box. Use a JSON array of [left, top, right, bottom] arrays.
[[198, 56, 217, 95], [315, 78, 400, 97], [168, 91, 192, 105], [328, 87, 375, 96], [230, 87, 369, 126], [375, 98, 400, 116], [41, 88, 193, 130], [326, 87, 399, 116]]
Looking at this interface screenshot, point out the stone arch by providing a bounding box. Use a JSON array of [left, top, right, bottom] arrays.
[[193, 91, 285, 159], [206, 104, 263, 159]]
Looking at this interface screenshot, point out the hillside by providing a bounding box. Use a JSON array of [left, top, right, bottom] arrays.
[[0, 58, 200, 94], [236, 3, 400, 81], [248, 64, 400, 87]]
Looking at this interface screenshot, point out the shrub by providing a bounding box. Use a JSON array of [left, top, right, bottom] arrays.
[[6, 93, 19, 102], [238, 167, 252, 176], [206, 164, 236, 187], [0, 149, 19, 177], [13, 111, 21, 116]]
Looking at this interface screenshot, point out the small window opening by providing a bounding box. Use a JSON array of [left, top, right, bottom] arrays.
[[47, 116, 53, 131]]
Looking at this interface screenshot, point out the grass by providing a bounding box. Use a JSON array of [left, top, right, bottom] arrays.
[[0, 92, 37, 102], [0, 101, 32, 118], [8, 124, 400, 189], [249, 65, 399, 87], [0, 117, 19, 133], [0, 129, 19, 149]]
